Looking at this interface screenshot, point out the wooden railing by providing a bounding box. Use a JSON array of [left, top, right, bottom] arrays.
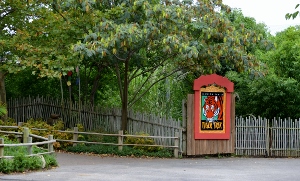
[[0, 126, 55, 158], [0, 126, 180, 158], [50, 127, 179, 158]]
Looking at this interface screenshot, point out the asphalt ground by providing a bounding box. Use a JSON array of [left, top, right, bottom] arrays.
[[1, 152, 300, 181]]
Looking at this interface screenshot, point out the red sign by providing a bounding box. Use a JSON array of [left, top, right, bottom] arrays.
[[193, 74, 234, 139]]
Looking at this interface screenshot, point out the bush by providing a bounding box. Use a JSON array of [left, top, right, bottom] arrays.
[[0, 137, 58, 174], [79, 128, 117, 143], [0, 118, 18, 127], [66, 144, 173, 158], [226, 71, 300, 119], [66, 131, 171, 157], [124, 132, 162, 152], [0, 159, 14, 174], [21, 119, 84, 149], [43, 154, 58, 168]]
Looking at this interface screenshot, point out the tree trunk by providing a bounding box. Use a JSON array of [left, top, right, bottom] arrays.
[[121, 100, 128, 131], [89, 66, 102, 106], [0, 72, 6, 104], [121, 60, 129, 131]]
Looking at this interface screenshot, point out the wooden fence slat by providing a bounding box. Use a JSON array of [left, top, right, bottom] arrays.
[[6, 96, 300, 157]]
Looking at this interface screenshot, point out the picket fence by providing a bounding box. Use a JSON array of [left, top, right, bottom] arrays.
[[7, 96, 182, 150], [6, 96, 300, 157], [235, 116, 300, 157]]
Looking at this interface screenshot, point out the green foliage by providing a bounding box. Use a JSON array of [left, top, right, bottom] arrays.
[[5, 69, 62, 99], [124, 132, 162, 152], [0, 1, 78, 77], [0, 102, 7, 117], [65, 130, 171, 157], [0, 158, 14, 174], [227, 71, 300, 119], [67, 0, 272, 130], [225, 27, 300, 119], [22, 118, 84, 149], [286, 4, 300, 20], [0, 118, 16, 127], [267, 27, 300, 80], [43, 154, 58, 168], [2, 0, 274, 126], [0, 119, 18, 140], [66, 144, 172, 158], [73, 130, 166, 156], [79, 127, 118, 143], [129, 73, 189, 120], [0, 137, 57, 174]]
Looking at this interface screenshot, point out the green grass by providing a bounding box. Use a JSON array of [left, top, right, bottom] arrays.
[[0, 136, 58, 174]]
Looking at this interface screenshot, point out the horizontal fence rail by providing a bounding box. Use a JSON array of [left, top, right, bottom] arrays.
[[7, 96, 182, 151], [0, 129, 55, 158], [0, 126, 179, 158], [7, 96, 300, 157]]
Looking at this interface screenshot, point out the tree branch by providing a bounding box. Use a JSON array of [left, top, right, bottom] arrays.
[[51, 4, 69, 22], [114, 63, 123, 102], [0, 8, 16, 21], [113, 54, 127, 61], [128, 62, 196, 108], [128, 53, 177, 82]]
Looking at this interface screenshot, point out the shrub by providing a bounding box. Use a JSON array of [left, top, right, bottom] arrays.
[[21, 119, 84, 149], [43, 154, 58, 168], [66, 144, 173, 158], [0, 159, 14, 174], [124, 132, 162, 152], [0, 118, 16, 125], [0, 137, 58, 174]]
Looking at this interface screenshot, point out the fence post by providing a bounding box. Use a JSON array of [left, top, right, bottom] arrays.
[[16, 122, 23, 143], [174, 132, 179, 158], [266, 119, 270, 157], [23, 127, 29, 143], [48, 135, 54, 154], [118, 130, 123, 151], [0, 138, 4, 157], [73, 127, 78, 147], [27, 137, 32, 155], [182, 99, 187, 155]]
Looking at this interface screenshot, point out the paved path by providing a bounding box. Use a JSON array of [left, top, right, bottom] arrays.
[[1, 153, 300, 181]]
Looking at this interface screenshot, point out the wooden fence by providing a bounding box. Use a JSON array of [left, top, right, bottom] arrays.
[[235, 116, 300, 157], [0, 126, 55, 158], [235, 116, 268, 156], [7, 96, 300, 157], [7, 96, 183, 152], [0, 126, 179, 158]]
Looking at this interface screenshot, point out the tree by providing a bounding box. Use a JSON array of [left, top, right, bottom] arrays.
[[227, 71, 300, 119], [226, 25, 300, 119], [2, 0, 273, 130], [69, 0, 273, 130], [268, 27, 300, 81], [0, 1, 81, 107], [5, 68, 62, 99], [72, 0, 200, 130]]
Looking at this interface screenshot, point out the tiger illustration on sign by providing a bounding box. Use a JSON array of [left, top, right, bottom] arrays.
[[202, 95, 223, 122]]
